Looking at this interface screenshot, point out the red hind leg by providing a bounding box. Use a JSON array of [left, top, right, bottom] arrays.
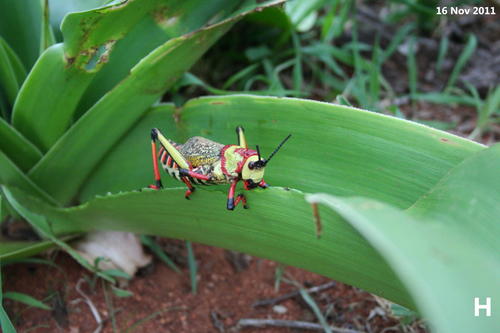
[[149, 129, 163, 190], [181, 177, 196, 199]]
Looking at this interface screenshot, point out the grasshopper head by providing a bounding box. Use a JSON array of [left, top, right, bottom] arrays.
[[240, 134, 292, 189], [242, 155, 266, 188]]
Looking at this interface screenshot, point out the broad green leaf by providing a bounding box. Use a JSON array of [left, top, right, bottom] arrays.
[[304, 145, 500, 333], [308, 194, 498, 333], [0, 151, 57, 205], [0, 38, 27, 86], [76, 0, 244, 116], [3, 185, 412, 308], [81, 96, 483, 208], [11, 0, 247, 151], [3, 292, 51, 310], [2, 187, 113, 283], [28, 3, 283, 206], [0, 117, 43, 172], [0, 38, 20, 106], [407, 144, 500, 252], [12, 43, 94, 151], [0, 0, 42, 70]]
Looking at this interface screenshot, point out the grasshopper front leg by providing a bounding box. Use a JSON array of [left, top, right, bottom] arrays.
[[227, 180, 248, 210]]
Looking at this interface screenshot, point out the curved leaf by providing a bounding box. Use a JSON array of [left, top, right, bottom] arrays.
[[81, 96, 483, 208], [12, 43, 95, 151], [11, 0, 254, 151], [0, 117, 42, 172], [306, 145, 499, 333], [0, 151, 57, 205], [0, 239, 59, 261], [3, 292, 51, 310], [0, 0, 42, 70], [75, 0, 243, 115], [3, 185, 412, 308], [0, 38, 21, 106]]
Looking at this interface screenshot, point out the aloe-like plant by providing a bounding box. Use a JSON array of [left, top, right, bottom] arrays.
[[0, 1, 498, 333]]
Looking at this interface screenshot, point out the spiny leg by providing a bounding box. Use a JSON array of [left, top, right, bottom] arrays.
[[227, 180, 248, 210], [149, 129, 163, 190], [236, 126, 248, 148], [181, 177, 196, 199], [234, 194, 248, 209]]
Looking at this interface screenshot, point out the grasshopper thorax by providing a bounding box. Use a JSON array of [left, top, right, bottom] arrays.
[[221, 134, 292, 189]]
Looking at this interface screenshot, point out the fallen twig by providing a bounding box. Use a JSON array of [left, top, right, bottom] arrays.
[[252, 281, 336, 307], [236, 319, 364, 333], [70, 279, 103, 333], [211, 310, 226, 333]]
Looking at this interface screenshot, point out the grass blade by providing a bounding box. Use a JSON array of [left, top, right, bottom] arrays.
[[299, 288, 332, 333], [0, 265, 16, 333], [407, 36, 417, 98], [380, 22, 415, 64], [186, 241, 197, 294], [435, 35, 448, 73], [140, 235, 180, 273], [3, 291, 51, 310], [445, 34, 477, 91]]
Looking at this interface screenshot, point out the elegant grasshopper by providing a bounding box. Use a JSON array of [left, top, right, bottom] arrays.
[[149, 126, 291, 210]]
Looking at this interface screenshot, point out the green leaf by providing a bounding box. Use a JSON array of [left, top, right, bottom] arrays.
[[0, 37, 21, 106], [0, 239, 58, 261], [111, 286, 134, 298], [299, 288, 332, 333], [0, 116, 43, 172], [0, 265, 16, 333], [446, 34, 477, 91], [28, 3, 283, 205], [0, 150, 57, 205], [186, 241, 197, 294], [12, 0, 247, 151], [81, 96, 482, 209], [101, 269, 131, 280], [40, 0, 56, 53], [12, 43, 95, 151], [3, 185, 413, 308], [306, 145, 500, 333], [76, 0, 246, 116], [0, 0, 42, 70], [140, 235, 180, 273], [2, 186, 113, 283], [3, 291, 51, 310]]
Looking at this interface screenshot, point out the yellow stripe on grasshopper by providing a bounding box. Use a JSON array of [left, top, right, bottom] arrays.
[[155, 129, 190, 169]]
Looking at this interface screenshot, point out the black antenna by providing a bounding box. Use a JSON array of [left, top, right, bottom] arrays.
[[264, 134, 292, 165], [256, 145, 261, 161]]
